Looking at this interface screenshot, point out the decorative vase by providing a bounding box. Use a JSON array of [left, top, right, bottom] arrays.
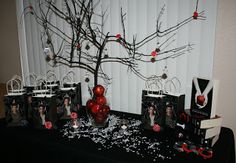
[[86, 85, 110, 128]]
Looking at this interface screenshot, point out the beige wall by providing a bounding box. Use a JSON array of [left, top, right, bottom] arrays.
[[0, 0, 21, 84], [214, 0, 236, 141]]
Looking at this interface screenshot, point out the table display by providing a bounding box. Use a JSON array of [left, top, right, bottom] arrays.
[[0, 109, 235, 163]]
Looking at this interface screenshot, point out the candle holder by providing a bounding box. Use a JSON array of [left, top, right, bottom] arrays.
[[119, 119, 128, 130]]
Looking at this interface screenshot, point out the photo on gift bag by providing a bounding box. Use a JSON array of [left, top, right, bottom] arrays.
[[4, 97, 28, 127], [57, 94, 78, 120], [32, 101, 51, 129], [164, 101, 177, 129], [141, 93, 165, 132]]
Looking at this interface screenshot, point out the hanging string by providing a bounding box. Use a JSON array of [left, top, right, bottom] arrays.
[[195, 0, 199, 11]]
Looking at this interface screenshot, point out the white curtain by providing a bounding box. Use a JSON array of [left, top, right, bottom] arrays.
[[16, 0, 218, 114]]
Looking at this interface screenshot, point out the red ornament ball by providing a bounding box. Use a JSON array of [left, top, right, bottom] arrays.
[[151, 51, 157, 57], [96, 96, 107, 105], [116, 34, 121, 39], [91, 104, 101, 114], [93, 85, 105, 96], [102, 105, 110, 114], [86, 99, 96, 109]]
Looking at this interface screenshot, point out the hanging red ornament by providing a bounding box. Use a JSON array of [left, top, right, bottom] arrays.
[[193, 11, 198, 19], [92, 85, 105, 96], [151, 51, 157, 57], [115, 34, 121, 39]]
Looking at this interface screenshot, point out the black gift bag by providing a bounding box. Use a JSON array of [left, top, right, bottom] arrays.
[[141, 89, 166, 131], [4, 76, 28, 127], [31, 95, 57, 129]]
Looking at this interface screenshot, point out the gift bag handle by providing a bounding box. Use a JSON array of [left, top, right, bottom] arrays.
[[25, 73, 37, 86], [6, 78, 20, 94], [46, 70, 57, 82]]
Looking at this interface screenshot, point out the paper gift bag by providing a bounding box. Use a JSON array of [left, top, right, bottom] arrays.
[[4, 75, 28, 127], [141, 78, 166, 131], [163, 77, 185, 127]]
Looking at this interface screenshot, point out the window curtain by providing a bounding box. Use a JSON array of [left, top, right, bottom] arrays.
[[16, 0, 218, 114]]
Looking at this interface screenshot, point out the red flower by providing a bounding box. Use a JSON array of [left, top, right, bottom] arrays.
[[45, 121, 52, 129], [115, 34, 121, 39], [71, 112, 78, 119], [193, 11, 198, 19], [153, 124, 161, 132], [151, 51, 157, 57]]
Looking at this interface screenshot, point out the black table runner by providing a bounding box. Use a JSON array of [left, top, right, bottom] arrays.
[[0, 110, 235, 163]]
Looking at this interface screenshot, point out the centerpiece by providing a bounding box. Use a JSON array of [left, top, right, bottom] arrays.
[[24, 0, 204, 128]]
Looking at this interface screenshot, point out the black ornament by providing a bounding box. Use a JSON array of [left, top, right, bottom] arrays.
[[46, 39, 51, 44], [151, 57, 156, 63], [104, 54, 109, 58], [45, 56, 51, 62], [85, 77, 90, 82], [161, 73, 167, 79], [85, 44, 90, 50], [155, 48, 160, 52]]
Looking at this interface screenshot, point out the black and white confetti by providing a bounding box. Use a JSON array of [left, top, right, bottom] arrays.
[[60, 114, 176, 162]]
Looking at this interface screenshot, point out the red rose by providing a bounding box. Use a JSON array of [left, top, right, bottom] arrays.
[[45, 121, 52, 129], [153, 124, 161, 132], [115, 34, 121, 39], [71, 112, 78, 119]]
